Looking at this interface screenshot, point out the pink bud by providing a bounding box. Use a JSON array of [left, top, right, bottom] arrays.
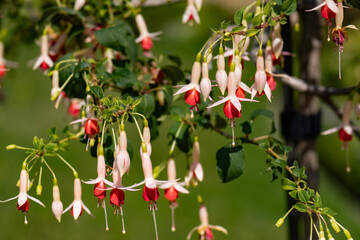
[[74, 178, 82, 201], [167, 158, 177, 181], [191, 61, 201, 85], [116, 150, 131, 177], [119, 130, 127, 151], [141, 152, 154, 180], [265, 45, 273, 74], [52, 185, 63, 222], [199, 204, 209, 226], [97, 154, 106, 179], [234, 55, 242, 85], [216, 70, 227, 95], [254, 56, 267, 93], [200, 78, 211, 102], [272, 24, 284, 59]]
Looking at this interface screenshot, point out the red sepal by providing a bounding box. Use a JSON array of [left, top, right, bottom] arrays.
[[338, 128, 352, 142], [141, 36, 154, 51], [94, 181, 106, 200], [84, 119, 99, 135]]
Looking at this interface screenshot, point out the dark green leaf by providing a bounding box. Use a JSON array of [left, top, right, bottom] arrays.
[[264, 2, 272, 16], [112, 68, 138, 88], [166, 54, 182, 67], [245, 28, 261, 37], [234, 7, 245, 25], [90, 85, 104, 99], [215, 114, 227, 129], [298, 189, 310, 203], [162, 65, 185, 84], [240, 121, 253, 134], [252, 13, 264, 27], [221, 20, 231, 30], [135, 94, 155, 118], [75, 61, 90, 72], [216, 142, 245, 183], [281, 178, 296, 190], [293, 203, 308, 213], [289, 190, 297, 199], [281, 0, 297, 15]]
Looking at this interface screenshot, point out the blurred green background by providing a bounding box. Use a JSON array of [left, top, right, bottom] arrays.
[[0, 1, 360, 240]]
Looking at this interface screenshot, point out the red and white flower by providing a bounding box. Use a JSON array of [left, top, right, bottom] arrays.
[[271, 23, 284, 60], [51, 184, 63, 223], [186, 204, 227, 240], [68, 98, 84, 118], [160, 158, 189, 231], [215, 48, 227, 95], [199, 60, 212, 101], [33, 34, 54, 71], [306, 0, 338, 20], [135, 14, 162, 51], [182, 0, 200, 25], [140, 124, 152, 156], [1, 169, 45, 224], [116, 127, 131, 177], [185, 138, 204, 186], [63, 178, 93, 221], [251, 54, 272, 102]]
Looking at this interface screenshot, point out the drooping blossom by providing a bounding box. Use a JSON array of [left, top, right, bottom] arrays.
[[265, 44, 277, 92], [185, 137, 204, 186], [68, 98, 84, 118], [33, 34, 54, 71], [1, 169, 45, 224], [135, 14, 162, 52], [322, 100, 357, 172], [0, 42, 8, 78], [74, 0, 86, 11], [140, 123, 152, 156], [251, 53, 272, 102], [174, 55, 201, 117], [186, 204, 228, 240], [199, 59, 212, 101], [52, 182, 63, 223], [306, 0, 338, 21], [160, 158, 189, 232], [271, 23, 284, 60], [215, 47, 228, 95], [63, 178, 93, 221], [116, 125, 131, 177], [49, 31, 67, 62], [182, 0, 200, 25]]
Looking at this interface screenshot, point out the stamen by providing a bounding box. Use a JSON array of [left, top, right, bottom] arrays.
[[103, 201, 109, 231], [231, 119, 235, 147], [86, 137, 90, 151], [171, 205, 176, 232], [152, 202, 159, 240], [24, 213, 28, 225], [339, 51, 342, 80], [345, 146, 351, 172], [120, 206, 126, 234]]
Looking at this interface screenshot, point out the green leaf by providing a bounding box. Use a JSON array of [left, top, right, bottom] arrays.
[[281, 0, 297, 15], [240, 121, 253, 134], [166, 54, 182, 67], [321, 207, 337, 216], [314, 192, 322, 207], [234, 7, 245, 25], [252, 13, 264, 27], [245, 29, 261, 37], [215, 114, 227, 129], [264, 2, 272, 16], [231, 26, 245, 33], [293, 203, 308, 213], [281, 178, 296, 190], [275, 0, 283, 5], [221, 20, 231, 30], [33, 136, 40, 149], [90, 85, 103, 99], [112, 68, 138, 88], [250, 109, 276, 133], [216, 142, 245, 183], [289, 190, 297, 199], [94, 21, 137, 65], [75, 61, 90, 72], [135, 94, 155, 118], [298, 189, 310, 203]]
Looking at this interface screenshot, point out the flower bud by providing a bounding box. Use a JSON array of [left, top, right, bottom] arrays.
[[36, 184, 42, 195], [157, 90, 165, 106], [167, 158, 177, 181], [6, 144, 16, 150], [327, 229, 335, 240], [342, 100, 352, 125], [191, 60, 201, 85], [272, 23, 284, 59], [234, 54, 242, 86], [344, 229, 353, 240], [199, 204, 209, 226], [200, 62, 211, 101], [275, 218, 284, 228], [141, 152, 153, 180], [330, 217, 341, 233], [319, 225, 325, 240], [254, 55, 267, 94], [52, 185, 63, 222]]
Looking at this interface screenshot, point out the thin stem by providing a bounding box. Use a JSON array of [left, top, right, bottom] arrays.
[[38, 160, 43, 187], [59, 129, 85, 143], [169, 121, 185, 155], [42, 157, 57, 179], [131, 114, 145, 143], [15, 146, 34, 151], [103, 201, 109, 231], [171, 206, 176, 232], [132, 112, 147, 122], [252, 135, 270, 142], [56, 153, 78, 177], [101, 121, 107, 146], [309, 213, 314, 240], [199, 34, 218, 56], [152, 202, 159, 240], [120, 206, 126, 234], [268, 148, 280, 159], [112, 127, 117, 147], [59, 73, 74, 92]]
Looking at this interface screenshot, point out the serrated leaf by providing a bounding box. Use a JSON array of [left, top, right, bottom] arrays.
[[216, 142, 245, 183], [234, 7, 245, 25], [293, 203, 308, 213], [90, 85, 103, 99]]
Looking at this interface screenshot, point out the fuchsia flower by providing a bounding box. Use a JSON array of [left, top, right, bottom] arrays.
[[271, 23, 284, 60], [186, 204, 227, 240], [135, 14, 162, 52], [68, 99, 84, 118], [160, 158, 189, 232], [174, 56, 201, 116], [116, 127, 131, 177], [251, 54, 272, 102], [265, 44, 277, 92], [199, 60, 212, 101], [50, 70, 64, 109], [1, 169, 45, 224], [63, 178, 93, 221], [215, 47, 228, 95], [182, 0, 200, 25], [185, 137, 204, 186], [33, 34, 54, 71], [0, 42, 9, 78], [51, 183, 63, 223], [306, 0, 338, 20]]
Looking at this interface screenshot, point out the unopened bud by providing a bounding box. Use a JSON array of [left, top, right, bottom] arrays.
[[157, 90, 165, 106], [327, 229, 335, 240], [36, 184, 43, 195], [51, 90, 60, 101], [344, 229, 353, 240], [98, 145, 104, 156], [319, 225, 325, 240], [6, 144, 16, 150], [330, 217, 341, 233], [90, 138, 95, 147], [275, 218, 284, 228], [141, 142, 147, 153]]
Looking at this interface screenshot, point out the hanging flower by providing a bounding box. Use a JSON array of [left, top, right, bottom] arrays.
[[63, 178, 93, 221], [116, 126, 131, 177], [135, 14, 162, 52], [68, 99, 84, 118], [140, 123, 152, 156], [186, 204, 227, 240], [265, 43, 277, 92], [182, 0, 200, 25], [215, 47, 228, 95], [174, 55, 201, 116], [251, 53, 272, 102], [0, 169, 45, 224], [199, 59, 212, 101], [33, 34, 54, 71], [306, 0, 338, 20], [159, 158, 189, 232], [185, 137, 204, 186], [271, 23, 284, 60], [52, 182, 63, 223]]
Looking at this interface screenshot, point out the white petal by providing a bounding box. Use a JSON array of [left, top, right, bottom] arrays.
[[135, 34, 146, 43], [321, 126, 340, 135], [182, 8, 191, 24], [82, 178, 100, 185], [186, 226, 200, 240], [230, 97, 242, 112], [251, 87, 257, 100], [148, 31, 163, 40], [173, 84, 194, 96], [239, 82, 252, 94], [28, 194, 46, 207], [326, 0, 339, 14], [209, 225, 228, 235], [194, 163, 203, 182], [103, 179, 114, 187], [207, 97, 229, 109], [33, 56, 43, 70], [173, 183, 190, 194], [0, 195, 19, 203], [159, 182, 172, 189], [81, 201, 94, 217], [62, 202, 74, 214], [69, 118, 87, 125], [305, 1, 326, 12], [264, 83, 272, 102], [18, 193, 28, 207], [344, 25, 358, 30], [44, 55, 54, 67], [72, 201, 82, 220]]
